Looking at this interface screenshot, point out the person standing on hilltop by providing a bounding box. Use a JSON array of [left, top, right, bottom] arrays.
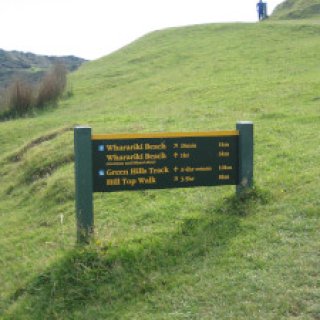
[[256, 0, 267, 21]]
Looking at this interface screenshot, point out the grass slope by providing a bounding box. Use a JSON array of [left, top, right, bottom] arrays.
[[271, 0, 320, 20], [0, 21, 319, 319]]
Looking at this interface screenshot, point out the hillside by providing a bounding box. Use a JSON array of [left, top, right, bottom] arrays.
[[0, 21, 319, 319], [271, 0, 320, 20], [0, 49, 87, 88]]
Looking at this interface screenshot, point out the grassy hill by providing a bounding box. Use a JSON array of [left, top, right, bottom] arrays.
[[0, 20, 319, 319], [271, 0, 320, 20]]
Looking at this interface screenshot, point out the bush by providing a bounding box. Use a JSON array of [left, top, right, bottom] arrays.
[[7, 78, 35, 115], [36, 63, 67, 108], [0, 63, 68, 118], [0, 88, 7, 112]]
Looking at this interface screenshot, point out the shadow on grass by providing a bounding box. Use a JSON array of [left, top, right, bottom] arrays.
[[0, 101, 59, 122], [215, 185, 271, 216], [6, 187, 269, 319], [0, 108, 32, 122]]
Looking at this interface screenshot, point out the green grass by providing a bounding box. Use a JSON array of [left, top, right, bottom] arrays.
[[0, 21, 320, 319], [271, 0, 320, 20]]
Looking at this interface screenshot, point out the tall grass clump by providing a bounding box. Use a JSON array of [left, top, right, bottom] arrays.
[[7, 78, 35, 116], [0, 63, 67, 118], [36, 63, 67, 108], [0, 87, 7, 112]]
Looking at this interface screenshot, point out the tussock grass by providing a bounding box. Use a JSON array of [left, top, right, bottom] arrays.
[[0, 63, 67, 119]]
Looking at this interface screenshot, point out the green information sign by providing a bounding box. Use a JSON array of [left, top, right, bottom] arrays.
[[92, 131, 239, 192], [74, 122, 253, 243]]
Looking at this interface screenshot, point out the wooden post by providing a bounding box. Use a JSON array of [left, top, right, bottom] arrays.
[[74, 126, 94, 244], [236, 121, 254, 196]]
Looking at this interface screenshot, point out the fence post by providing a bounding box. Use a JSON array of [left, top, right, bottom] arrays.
[[236, 121, 254, 196], [74, 126, 94, 244]]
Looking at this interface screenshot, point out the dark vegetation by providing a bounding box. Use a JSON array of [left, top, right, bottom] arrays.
[[0, 49, 86, 118], [0, 63, 68, 118]]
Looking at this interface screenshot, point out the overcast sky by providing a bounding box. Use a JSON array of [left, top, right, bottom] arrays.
[[0, 0, 284, 60]]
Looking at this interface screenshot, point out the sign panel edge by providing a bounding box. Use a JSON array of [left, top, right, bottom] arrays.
[[92, 130, 239, 140]]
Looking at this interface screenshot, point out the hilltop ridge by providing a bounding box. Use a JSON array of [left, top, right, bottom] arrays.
[[271, 0, 320, 20]]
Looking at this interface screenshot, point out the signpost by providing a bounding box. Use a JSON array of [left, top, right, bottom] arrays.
[[74, 122, 253, 243]]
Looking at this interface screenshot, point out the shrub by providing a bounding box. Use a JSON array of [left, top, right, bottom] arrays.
[[0, 63, 68, 119], [36, 63, 67, 108], [0, 88, 6, 112], [7, 78, 35, 115]]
